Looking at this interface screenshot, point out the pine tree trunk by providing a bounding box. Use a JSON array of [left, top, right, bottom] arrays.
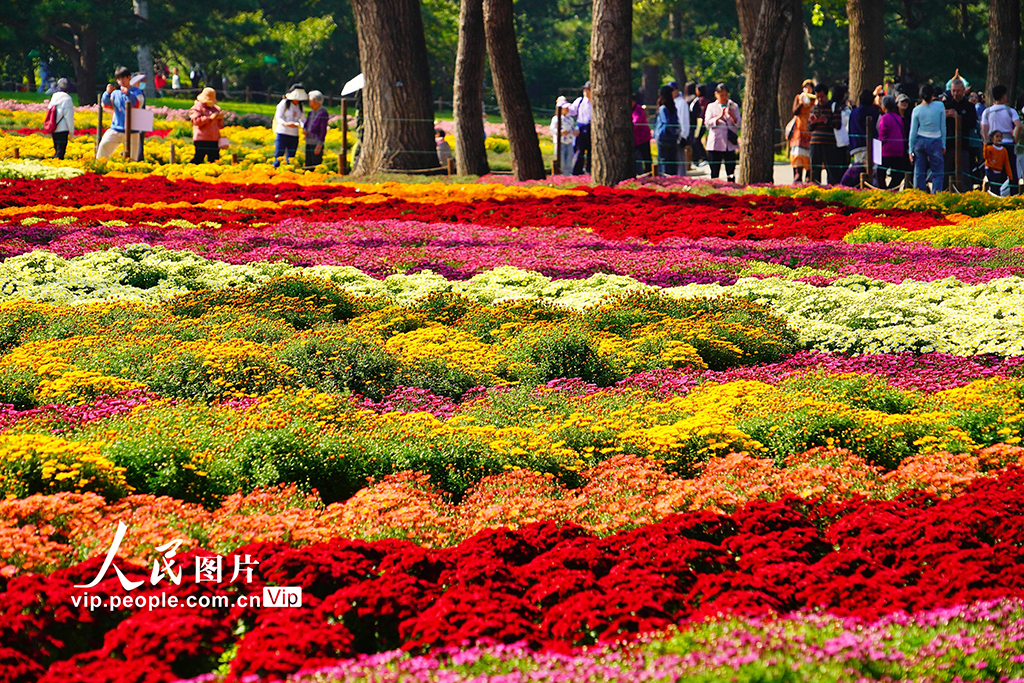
[[668, 11, 687, 85], [133, 0, 156, 99], [453, 0, 490, 175], [350, 0, 436, 173], [847, 0, 884, 102], [737, 0, 793, 184], [483, 0, 545, 180], [986, 0, 1020, 101], [641, 64, 659, 106], [777, 0, 803, 138], [590, 0, 633, 186], [735, 0, 762, 60]]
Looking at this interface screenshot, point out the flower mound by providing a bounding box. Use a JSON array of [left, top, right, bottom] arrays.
[[2, 468, 1024, 682]]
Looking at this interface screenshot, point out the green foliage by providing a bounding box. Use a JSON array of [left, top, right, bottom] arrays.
[[0, 367, 41, 409], [401, 357, 481, 399], [779, 372, 924, 414], [843, 223, 908, 244], [277, 330, 399, 401], [505, 324, 620, 387]]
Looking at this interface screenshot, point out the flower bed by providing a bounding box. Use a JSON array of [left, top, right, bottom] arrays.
[[1, 219, 1023, 286], [0, 176, 949, 241], [1, 172, 1023, 682], [176, 599, 1024, 683], [4, 469, 1024, 682]]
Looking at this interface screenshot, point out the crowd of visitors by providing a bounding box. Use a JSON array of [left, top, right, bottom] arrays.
[[38, 65, 1024, 192], [540, 68, 1015, 193], [781, 71, 1018, 194], [549, 79, 738, 181], [46, 66, 333, 167]]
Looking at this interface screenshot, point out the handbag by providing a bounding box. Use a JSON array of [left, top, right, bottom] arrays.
[[727, 129, 739, 146], [43, 107, 59, 134], [218, 137, 231, 149]]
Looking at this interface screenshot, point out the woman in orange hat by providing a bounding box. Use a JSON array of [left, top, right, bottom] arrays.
[[189, 87, 225, 164]]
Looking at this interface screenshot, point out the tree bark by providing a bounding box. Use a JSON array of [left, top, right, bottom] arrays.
[[350, 0, 436, 173], [133, 0, 156, 99], [453, 0, 490, 176], [986, 0, 1020, 101], [735, 0, 761, 60], [44, 26, 99, 105], [847, 0, 884, 103], [777, 0, 803, 138], [737, 0, 793, 184], [641, 64, 659, 106], [590, 0, 633, 186], [483, 0, 545, 180], [668, 10, 687, 86]]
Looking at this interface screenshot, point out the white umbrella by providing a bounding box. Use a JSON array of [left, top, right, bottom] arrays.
[[341, 73, 364, 97]]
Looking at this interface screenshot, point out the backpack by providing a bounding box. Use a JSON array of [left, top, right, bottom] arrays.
[[43, 106, 59, 134], [658, 107, 680, 144]]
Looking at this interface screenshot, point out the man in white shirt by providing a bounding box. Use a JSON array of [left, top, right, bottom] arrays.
[[669, 81, 691, 168], [568, 81, 592, 175], [981, 84, 1023, 192]]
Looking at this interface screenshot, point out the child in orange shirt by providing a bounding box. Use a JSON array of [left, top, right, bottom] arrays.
[[985, 130, 1013, 196]]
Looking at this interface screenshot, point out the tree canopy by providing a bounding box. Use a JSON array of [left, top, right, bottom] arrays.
[[0, 0, 1017, 107]]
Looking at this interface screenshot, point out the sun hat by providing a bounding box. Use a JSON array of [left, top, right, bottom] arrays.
[[896, 93, 910, 103], [130, 73, 146, 87], [582, 81, 591, 90], [197, 87, 217, 106], [285, 83, 308, 101], [56, 78, 70, 93], [556, 95, 568, 107], [802, 78, 814, 88], [667, 81, 679, 89]]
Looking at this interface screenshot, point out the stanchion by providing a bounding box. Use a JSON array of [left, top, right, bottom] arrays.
[[652, 162, 659, 177], [340, 98, 348, 175], [555, 107, 562, 177], [864, 116, 875, 189], [169, 143, 176, 164], [232, 153, 238, 164], [124, 103, 133, 160], [447, 158, 456, 176], [13, 148, 18, 159], [245, 87, 250, 103], [955, 116, 963, 192], [96, 99, 103, 154]]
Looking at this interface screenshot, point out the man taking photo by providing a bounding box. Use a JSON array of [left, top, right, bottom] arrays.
[[96, 66, 145, 161]]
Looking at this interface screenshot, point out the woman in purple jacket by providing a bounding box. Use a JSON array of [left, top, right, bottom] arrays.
[[876, 95, 907, 189], [632, 92, 653, 176]]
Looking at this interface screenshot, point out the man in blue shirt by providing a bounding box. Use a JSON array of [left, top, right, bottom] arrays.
[[96, 66, 145, 160]]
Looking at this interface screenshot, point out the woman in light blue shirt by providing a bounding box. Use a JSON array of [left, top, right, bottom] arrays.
[[909, 84, 947, 192], [654, 84, 681, 176]]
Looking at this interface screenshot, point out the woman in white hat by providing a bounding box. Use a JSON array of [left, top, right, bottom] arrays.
[[47, 78, 75, 159], [549, 96, 576, 174], [274, 83, 307, 168]]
